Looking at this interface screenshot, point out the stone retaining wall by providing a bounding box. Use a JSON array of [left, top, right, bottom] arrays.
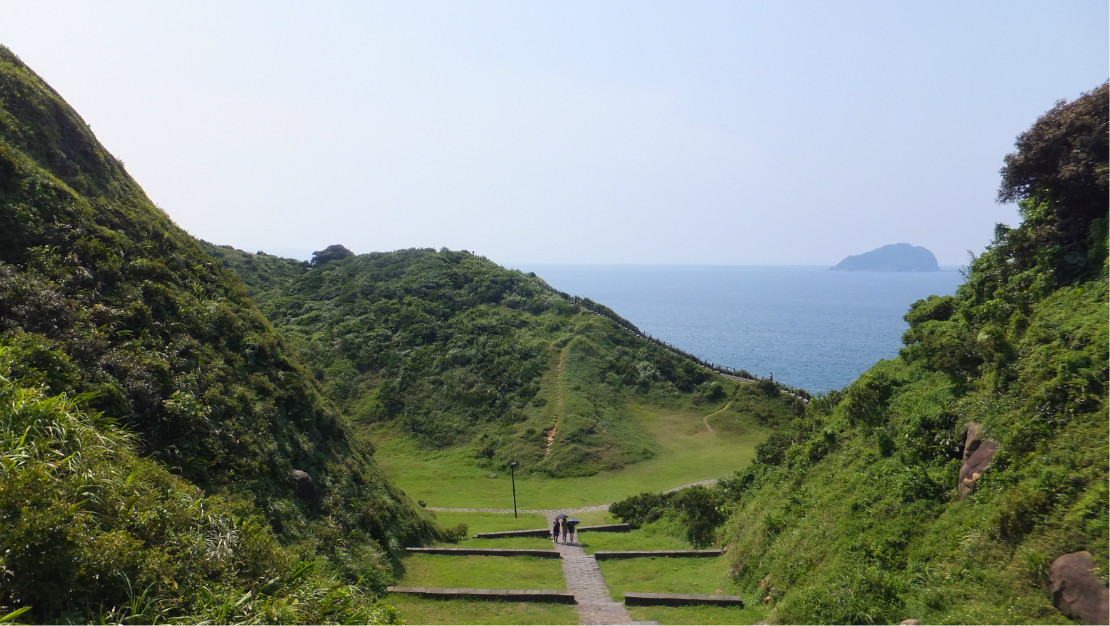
[[624, 591, 744, 607], [594, 549, 722, 560], [386, 586, 576, 604], [405, 547, 561, 558]]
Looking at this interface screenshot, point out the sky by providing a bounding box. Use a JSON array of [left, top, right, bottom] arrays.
[[1, 2, 1106, 267]]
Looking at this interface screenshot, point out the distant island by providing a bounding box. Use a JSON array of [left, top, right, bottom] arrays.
[[832, 243, 940, 272]]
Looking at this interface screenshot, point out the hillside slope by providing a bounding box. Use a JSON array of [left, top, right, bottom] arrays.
[[712, 84, 1108, 624], [204, 244, 804, 478], [0, 46, 434, 622]]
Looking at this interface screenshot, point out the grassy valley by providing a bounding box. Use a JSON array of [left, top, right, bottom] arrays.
[[205, 243, 800, 497], [1, 35, 1105, 626]]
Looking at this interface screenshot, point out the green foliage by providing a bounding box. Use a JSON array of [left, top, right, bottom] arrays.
[[609, 491, 673, 528], [206, 243, 783, 478], [0, 46, 436, 622], [998, 82, 1108, 270], [716, 87, 1109, 624], [0, 364, 403, 623], [610, 486, 726, 548]]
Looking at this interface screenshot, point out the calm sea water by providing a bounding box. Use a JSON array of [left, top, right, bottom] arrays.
[[520, 265, 965, 394]]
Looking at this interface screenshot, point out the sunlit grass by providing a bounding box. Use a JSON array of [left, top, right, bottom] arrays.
[[371, 399, 766, 509], [396, 554, 565, 590], [384, 595, 578, 625], [599, 555, 743, 600], [626, 603, 768, 625], [579, 523, 692, 554], [598, 554, 767, 624], [431, 510, 547, 533]]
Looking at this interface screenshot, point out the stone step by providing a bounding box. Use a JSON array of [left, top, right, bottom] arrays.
[[405, 547, 562, 558], [387, 586, 576, 604], [623, 591, 744, 607], [594, 549, 722, 560]]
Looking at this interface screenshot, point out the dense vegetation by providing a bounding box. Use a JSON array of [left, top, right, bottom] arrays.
[[0, 46, 436, 622], [204, 244, 800, 478], [610, 83, 1108, 624]]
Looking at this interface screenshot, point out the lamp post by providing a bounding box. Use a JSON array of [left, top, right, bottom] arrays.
[[509, 461, 519, 518]]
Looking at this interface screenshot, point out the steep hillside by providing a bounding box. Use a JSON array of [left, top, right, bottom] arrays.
[[612, 84, 1105, 626], [204, 244, 803, 478], [622, 83, 1107, 624], [0, 46, 434, 622]]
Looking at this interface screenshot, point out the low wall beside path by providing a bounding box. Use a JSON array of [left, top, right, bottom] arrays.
[[405, 547, 561, 558], [594, 549, 722, 560], [472, 523, 630, 539]]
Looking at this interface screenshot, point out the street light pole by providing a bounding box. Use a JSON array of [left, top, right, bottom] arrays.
[[509, 461, 519, 518]]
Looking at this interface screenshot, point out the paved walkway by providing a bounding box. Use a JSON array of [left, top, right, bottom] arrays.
[[422, 481, 732, 624], [545, 511, 640, 625]]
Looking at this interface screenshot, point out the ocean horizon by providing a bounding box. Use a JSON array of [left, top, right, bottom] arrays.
[[516, 264, 966, 394]]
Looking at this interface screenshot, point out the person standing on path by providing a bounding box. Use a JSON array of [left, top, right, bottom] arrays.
[[566, 518, 579, 543], [552, 518, 561, 544]]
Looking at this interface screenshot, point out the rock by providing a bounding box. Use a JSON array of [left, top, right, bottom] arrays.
[[290, 469, 317, 500], [1049, 551, 1109, 624], [958, 422, 998, 498], [899, 620, 922, 625]]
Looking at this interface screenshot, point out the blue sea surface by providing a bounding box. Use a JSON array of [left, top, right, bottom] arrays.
[[519, 265, 965, 394]]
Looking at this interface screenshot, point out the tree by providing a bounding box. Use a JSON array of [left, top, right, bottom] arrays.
[[997, 83, 1108, 254], [311, 244, 354, 266]]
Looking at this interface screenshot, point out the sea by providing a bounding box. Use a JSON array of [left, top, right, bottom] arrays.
[[519, 265, 966, 394]]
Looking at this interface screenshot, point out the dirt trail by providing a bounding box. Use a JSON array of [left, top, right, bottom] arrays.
[[703, 400, 732, 434], [543, 348, 568, 457]]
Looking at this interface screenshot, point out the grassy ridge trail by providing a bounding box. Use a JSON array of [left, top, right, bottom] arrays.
[[543, 348, 568, 458]]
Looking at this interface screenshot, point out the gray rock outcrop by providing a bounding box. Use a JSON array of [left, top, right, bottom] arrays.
[[1049, 551, 1109, 624], [958, 422, 998, 498]]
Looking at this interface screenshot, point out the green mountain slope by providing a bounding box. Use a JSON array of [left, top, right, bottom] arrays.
[[0, 46, 434, 622], [204, 244, 803, 478], [689, 84, 1107, 624]]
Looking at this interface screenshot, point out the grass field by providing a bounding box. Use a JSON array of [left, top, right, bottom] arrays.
[[598, 555, 743, 600], [383, 595, 578, 625], [430, 510, 548, 533], [599, 555, 768, 623], [396, 554, 565, 590], [371, 399, 766, 509], [390, 510, 771, 625]]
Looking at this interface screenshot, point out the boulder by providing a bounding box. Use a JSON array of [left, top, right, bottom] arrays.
[[1049, 551, 1109, 624], [958, 422, 998, 498], [290, 469, 317, 500]]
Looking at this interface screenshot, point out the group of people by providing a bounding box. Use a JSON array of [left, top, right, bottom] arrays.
[[552, 517, 579, 544]]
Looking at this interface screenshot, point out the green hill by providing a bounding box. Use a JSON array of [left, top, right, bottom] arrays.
[[611, 83, 1109, 624], [0, 46, 434, 623], [203, 243, 803, 480]]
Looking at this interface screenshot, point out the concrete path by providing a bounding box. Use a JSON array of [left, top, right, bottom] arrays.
[[545, 512, 642, 625]]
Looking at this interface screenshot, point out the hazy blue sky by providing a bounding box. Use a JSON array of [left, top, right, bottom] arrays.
[[2, 2, 1106, 266]]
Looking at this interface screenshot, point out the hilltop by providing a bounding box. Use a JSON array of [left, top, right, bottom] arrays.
[[0, 46, 434, 623], [204, 243, 803, 480], [609, 82, 1108, 623], [832, 243, 940, 272]]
